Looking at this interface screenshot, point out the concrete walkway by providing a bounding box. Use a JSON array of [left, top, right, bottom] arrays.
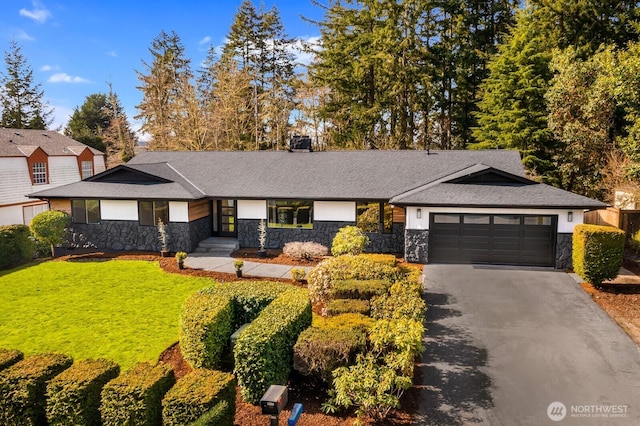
[[184, 252, 314, 279]]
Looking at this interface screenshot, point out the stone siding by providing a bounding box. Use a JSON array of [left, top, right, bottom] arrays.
[[555, 233, 572, 269], [238, 219, 404, 254], [405, 229, 429, 263], [68, 217, 211, 252]]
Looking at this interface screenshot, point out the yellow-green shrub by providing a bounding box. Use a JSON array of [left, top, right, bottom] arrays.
[[312, 313, 375, 331], [573, 224, 625, 285], [162, 369, 235, 426], [0, 225, 33, 270], [46, 358, 119, 426], [327, 299, 370, 316], [0, 349, 23, 371], [330, 279, 389, 300], [331, 226, 370, 256], [100, 362, 174, 426], [0, 353, 73, 426], [307, 255, 400, 305], [358, 253, 397, 267]]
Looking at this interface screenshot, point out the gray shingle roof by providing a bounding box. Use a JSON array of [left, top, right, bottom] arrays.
[[28, 149, 605, 209], [0, 128, 104, 156]]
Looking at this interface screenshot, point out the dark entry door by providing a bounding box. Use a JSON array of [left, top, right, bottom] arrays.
[[217, 199, 237, 237]]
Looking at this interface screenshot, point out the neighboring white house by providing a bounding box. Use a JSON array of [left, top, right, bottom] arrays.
[[0, 129, 105, 226]]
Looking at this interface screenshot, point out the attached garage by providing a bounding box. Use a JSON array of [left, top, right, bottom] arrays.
[[429, 213, 557, 266]]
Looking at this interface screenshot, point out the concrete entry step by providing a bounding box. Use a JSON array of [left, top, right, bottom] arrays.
[[194, 237, 239, 256]]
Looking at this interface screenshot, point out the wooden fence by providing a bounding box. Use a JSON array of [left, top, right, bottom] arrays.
[[584, 207, 640, 240]]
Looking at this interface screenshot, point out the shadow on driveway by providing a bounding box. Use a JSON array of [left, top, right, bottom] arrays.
[[412, 291, 493, 425]]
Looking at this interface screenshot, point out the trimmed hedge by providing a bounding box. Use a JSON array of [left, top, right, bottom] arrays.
[[0, 349, 23, 371], [293, 326, 366, 381], [327, 299, 370, 316], [573, 224, 626, 285], [0, 225, 33, 270], [358, 253, 397, 267], [330, 279, 389, 300], [234, 287, 312, 403], [180, 293, 233, 369], [331, 225, 370, 256], [0, 353, 73, 426], [46, 358, 120, 426], [307, 254, 400, 305], [162, 369, 236, 426], [100, 362, 174, 426], [312, 313, 375, 331]]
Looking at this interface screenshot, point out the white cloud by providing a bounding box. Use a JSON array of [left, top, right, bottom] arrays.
[[48, 73, 90, 83], [19, 1, 51, 24], [40, 64, 56, 71], [289, 36, 321, 66], [107, 50, 118, 58], [199, 36, 211, 45], [48, 103, 73, 131], [14, 29, 35, 42]]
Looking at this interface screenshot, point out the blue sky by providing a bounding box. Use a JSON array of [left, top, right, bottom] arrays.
[[0, 0, 323, 136]]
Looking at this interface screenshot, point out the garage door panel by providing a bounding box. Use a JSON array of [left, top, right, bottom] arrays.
[[429, 214, 556, 266]]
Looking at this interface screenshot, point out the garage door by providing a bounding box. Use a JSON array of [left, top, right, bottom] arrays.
[[429, 214, 556, 266]]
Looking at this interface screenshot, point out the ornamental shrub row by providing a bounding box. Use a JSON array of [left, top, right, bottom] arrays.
[[327, 299, 370, 316], [181, 281, 312, 404], [307, 254, 400, 305], [0, 349, 23, 371], [573, 224, 626, 285], [234, 286, 312, 403], [180, 293, 233, 369], [100, 362, 175, 426], [0, 225, 33, 270], [0, 353, 73, 425], [46, 358, 120, 426], [162, 369, 235, 426], [330, 279, 388, 300]]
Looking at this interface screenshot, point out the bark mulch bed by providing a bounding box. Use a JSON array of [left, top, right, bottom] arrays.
[[59, 250, 419, 425], [578, 256, 640, 347]]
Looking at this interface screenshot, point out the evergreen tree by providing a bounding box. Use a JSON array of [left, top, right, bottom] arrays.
[[65, 93, 109, 151], [135, 30, 193, 150], [103, 84, 136, 165], [0, 40, 52, 129]]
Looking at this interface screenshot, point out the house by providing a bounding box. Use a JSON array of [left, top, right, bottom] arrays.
[[0, 129, 106, 226], [28, 149, 605, 268]]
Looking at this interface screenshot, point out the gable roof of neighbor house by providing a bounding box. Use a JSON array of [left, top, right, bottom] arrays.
[[29, 149, 605, 209], [0, 129, 104, 157]]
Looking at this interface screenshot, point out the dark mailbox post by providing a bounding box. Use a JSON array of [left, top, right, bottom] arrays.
[[260, 385, 288, 425]]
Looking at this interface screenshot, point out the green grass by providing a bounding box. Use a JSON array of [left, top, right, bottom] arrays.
[[0, 260, 211, 369]]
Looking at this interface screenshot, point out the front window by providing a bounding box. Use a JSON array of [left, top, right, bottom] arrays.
[[72, 200, 100, 224], [23, 204, 48, 225], [32, 162, 47, 184], [81, 161, 93, 179], [139, 201, 169, 226], [356, 202, 393, 233], [267, 200, 313, 229]]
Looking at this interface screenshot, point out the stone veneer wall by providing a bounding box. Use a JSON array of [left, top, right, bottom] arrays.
[[405, 229, 429, 263], [68, 217, 210, 252], [555, 233, 572, 269], [238, 219, 405, 254]]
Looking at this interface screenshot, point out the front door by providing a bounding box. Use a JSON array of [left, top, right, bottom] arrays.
[[217, 199, 237, 237]]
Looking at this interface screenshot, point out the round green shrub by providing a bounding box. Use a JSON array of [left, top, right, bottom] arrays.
[[573, 224, 625, 285], [30, 210, 70, 257], [331, 226, 370, 256], [0, 225, 34, 270]]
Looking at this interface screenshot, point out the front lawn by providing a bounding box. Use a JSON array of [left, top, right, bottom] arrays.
[[0, 260, 210, 369]]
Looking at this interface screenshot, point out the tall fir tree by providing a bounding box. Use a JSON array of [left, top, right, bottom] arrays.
[[65, 93, 110, 152], [0, 40, 52, 130], [103, 84, 136, 166], [135, 30, 193, 150]]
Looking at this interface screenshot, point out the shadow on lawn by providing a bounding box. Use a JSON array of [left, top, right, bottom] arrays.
[[411, 292, 493, 425]]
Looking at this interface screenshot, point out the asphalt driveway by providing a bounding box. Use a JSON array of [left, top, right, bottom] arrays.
[[415, 265, 640, 425]]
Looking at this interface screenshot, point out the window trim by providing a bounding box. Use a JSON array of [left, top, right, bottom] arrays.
[[32, 162, 48, 185]]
